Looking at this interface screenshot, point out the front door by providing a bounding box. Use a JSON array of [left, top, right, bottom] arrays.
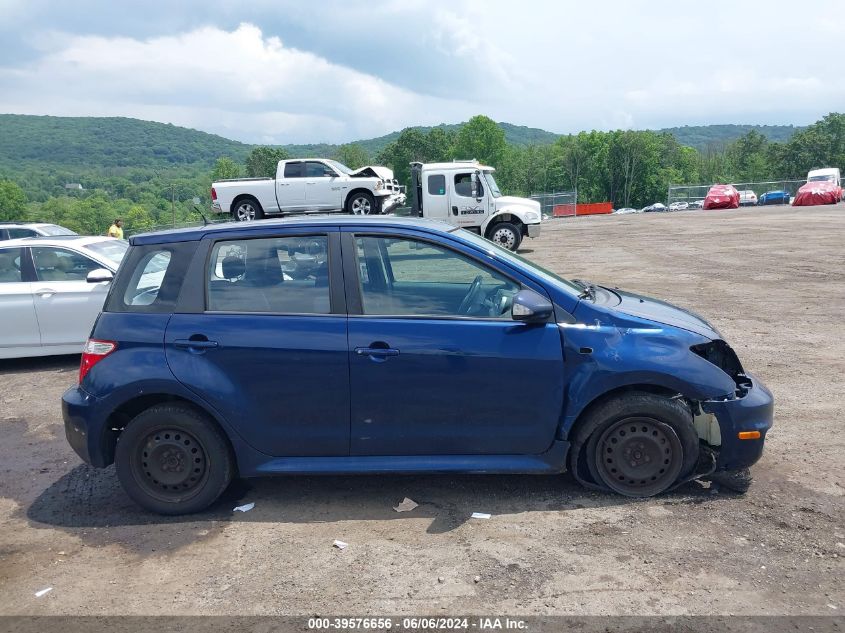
[[450, 171, 488, 228], [304, 161, 340, 211], [421, 172, 450, 222], [0, 246, 40, 355], [345, 231, 564, 456], [30, 246, 111, 348], [165, 231, 350, 457]]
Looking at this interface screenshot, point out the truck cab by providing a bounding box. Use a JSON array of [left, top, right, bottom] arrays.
[[410, 161, 542, 251]]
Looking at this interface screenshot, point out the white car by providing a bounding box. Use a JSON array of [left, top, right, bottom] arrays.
[[0, 236, 128, 359], [668, 201, 690, 211], [613, 207, 641, 215], [0, 222, 77, 241], [738, 190, 758, 206]]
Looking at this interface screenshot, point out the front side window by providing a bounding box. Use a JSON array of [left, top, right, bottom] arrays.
[[427, 174, 446, 196], [454, 173, 483, 198], [207, 235, 330, 314], [283, 162, 304, 178], [0, 247, 22, 283], [355, 236, 519, 318], [305, 161, 336, 178], [31, 247, 101, 281]]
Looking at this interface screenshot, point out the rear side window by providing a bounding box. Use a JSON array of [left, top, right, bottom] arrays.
[[206, 235, 330, 314], [427, 174, 446, 196], [8, 228, 36, 239], [0, 247, 23, 283], [283, 162, 304, 178], [105, 242, 196, 313]]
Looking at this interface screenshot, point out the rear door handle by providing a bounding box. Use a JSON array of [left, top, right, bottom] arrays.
[[174, 338, 218, 350], [355, 347, 400, 358]]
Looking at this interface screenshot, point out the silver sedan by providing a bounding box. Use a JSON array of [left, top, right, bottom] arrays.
[[0, 236, 128, 359]]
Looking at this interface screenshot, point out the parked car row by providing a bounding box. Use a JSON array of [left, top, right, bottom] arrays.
[[0, 222, 78, 240]]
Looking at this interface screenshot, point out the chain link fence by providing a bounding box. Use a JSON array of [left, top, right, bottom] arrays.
[[668, 180, 807, 206], [529, 190, 577, 217]]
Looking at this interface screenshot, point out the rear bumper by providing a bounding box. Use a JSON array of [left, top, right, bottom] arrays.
[[62, 386, 108, 467], [702, 372, 774, 471], [526, 223, 542, 238]]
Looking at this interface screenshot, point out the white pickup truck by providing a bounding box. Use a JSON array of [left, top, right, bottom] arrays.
[[212, 158, 406, 221], [409, 161, 542, 251]]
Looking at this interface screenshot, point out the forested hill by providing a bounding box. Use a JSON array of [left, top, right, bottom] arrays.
[[661, 124, 801, 150], [0, 114, 802, 171]]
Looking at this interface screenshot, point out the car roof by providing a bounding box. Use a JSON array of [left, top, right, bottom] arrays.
[[0, 235, 118, 248], [130, 215, 458, 245], [420, 161, 495, 172], [0, 222, 55, 228]]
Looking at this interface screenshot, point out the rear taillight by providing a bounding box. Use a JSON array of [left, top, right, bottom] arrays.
[[211, 187, 217, 201], [79, 339, 117, 384]]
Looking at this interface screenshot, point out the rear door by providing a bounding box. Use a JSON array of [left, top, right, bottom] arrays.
[[30, 246, 111, 348], [165, 228, 350, 456], [0, 246, 40, 356], [278, 162, 307, 211], [344, 229, 564, 456]]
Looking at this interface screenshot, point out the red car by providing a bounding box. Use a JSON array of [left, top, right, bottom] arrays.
[[792, 181, 842, 206], [703, 184, 740, 210]]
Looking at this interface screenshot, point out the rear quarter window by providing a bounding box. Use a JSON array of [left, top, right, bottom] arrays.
[[105, 241, 197, 313]]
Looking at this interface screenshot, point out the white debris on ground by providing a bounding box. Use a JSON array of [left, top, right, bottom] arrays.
[[34, 588, 52, 598], [233, 502, 255, 513], [470, 512, 491, 520], [333, 540, 348, 550], [393, 497, 418, 513]]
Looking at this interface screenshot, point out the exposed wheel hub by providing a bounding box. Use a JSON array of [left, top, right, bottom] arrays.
[[138, 429, 207, 494], [595, 417, 683, 496], [492, 227, 516, 249]]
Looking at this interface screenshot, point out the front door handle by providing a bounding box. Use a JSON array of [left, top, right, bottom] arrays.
[[452, 206, 459, 216], [35, 288, 56, 298]]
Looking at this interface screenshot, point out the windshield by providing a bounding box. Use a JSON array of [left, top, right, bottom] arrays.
[[39, 224, 77, 236], [325, 160, 352, 175], [85, 239, 129, 265], [808, 175, 836, 183], [483, 171, 502, 198], [455, 229, 581, 294]]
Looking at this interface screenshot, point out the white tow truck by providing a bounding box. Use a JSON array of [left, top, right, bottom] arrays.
[[212, 158, 406, 221], [409, 161, 542, 251]]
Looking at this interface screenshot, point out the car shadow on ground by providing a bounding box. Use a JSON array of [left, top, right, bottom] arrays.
[[0, 354, 79, 375], [25, 462, 724, 549]]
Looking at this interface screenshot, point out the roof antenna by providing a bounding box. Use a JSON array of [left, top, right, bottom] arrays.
[[194, 205, 210, 226]]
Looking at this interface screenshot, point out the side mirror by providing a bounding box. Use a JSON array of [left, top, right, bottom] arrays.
[[471, 172, 480, 198], [511, 289, 553, 323], [87, 268, 114, 284]]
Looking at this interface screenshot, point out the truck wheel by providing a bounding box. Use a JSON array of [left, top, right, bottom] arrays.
[[115, 403, 234, 515], [232, 198, 263, 222], [576, 392, 699, 497], [487, 222, 522, 251], [348, 191, 375, 215]]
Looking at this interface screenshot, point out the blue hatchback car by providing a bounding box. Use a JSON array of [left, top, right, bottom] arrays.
[[62, 216, 774, 514]]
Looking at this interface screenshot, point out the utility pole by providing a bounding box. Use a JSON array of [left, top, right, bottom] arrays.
[[171, 184, 175, 227]]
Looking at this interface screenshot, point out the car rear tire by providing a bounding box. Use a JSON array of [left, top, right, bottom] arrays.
[[576, 392, 699, 497], [348, 191, 376, 215], [232, 198, 264, 222], [115, 403, 234, 515], [487, 221, 522, 251]]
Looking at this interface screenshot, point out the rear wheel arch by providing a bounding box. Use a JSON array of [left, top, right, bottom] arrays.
[[101, 393, 236, 469], [231, 195, 264, 221]]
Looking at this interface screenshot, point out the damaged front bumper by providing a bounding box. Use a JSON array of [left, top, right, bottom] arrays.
[[699, 371, 774, 471], [379, 192, 407, 214]]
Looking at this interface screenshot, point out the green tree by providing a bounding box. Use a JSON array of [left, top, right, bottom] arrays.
[[245, 146, 290, 177], [0, 180, 27, 221], [211, 157, 241, 181], [378, 128, 455, 189], [334, 144, 370, 169], [451, 115, 506, 166]]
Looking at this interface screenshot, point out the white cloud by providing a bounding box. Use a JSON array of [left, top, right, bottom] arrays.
[[0, 23, 476, 143]]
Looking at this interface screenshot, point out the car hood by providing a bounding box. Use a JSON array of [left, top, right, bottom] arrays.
[[609, 288, 721, 339], [350, 165, 394, 180]]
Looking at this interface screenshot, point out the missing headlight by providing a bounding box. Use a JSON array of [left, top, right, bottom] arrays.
[[691, 340, 750, 396]]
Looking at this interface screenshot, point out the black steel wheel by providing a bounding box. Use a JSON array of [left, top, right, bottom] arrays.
[[593, 417, 684, 496], [116, 403, 234, 515]]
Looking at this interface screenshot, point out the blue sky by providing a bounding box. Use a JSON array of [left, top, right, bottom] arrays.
[[0, 0, 843, 144]]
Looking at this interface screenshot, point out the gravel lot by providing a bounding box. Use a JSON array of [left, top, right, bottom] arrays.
[[0, 204, 842, 617]]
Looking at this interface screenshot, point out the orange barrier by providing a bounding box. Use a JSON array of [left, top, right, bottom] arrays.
[[552, 202, 613, 217]]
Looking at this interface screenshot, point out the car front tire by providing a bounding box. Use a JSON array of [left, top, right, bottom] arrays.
[[348, 192, 376, 215], [575, 392, 700, 497], [115, 403, 235, 515]]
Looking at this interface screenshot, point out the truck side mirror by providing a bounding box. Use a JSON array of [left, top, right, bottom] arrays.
[[471, 172, 479, 198]]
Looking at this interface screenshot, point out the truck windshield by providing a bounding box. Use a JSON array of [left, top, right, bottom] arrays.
[[325, 160, 352, 175], [483, 171, 502, 198], [455, 229, 581, 294], [808, 175, 836, 183]]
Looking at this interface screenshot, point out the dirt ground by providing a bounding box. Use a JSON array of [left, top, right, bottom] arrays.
[[0, 204, 842, 617]]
